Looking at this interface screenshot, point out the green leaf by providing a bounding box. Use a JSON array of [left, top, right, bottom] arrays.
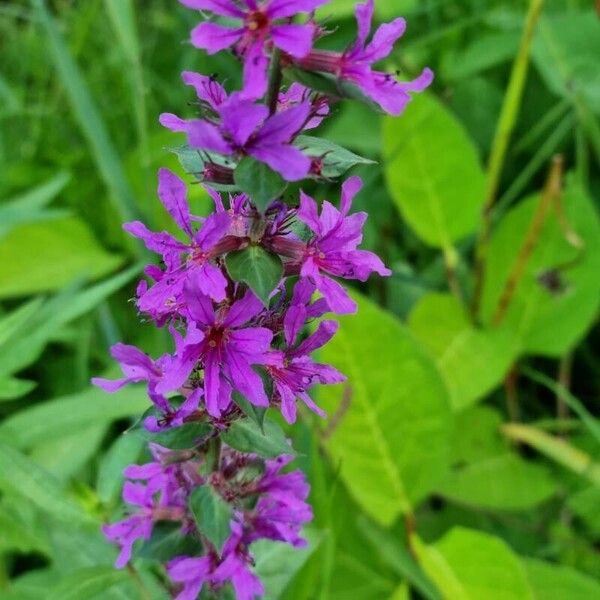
[[233, 391, 266, 431], [96, 432, 145, 505], [0, 217, 123, 298], [137, 522, 202, 562], [168, 144, 237, 192], [414, 528, 534, 600], [409, 293, 515, 411], [567, 486, 600, 537], [0, 172, 71, 240], [189, 485, 233, 553], [389, 584, 411, 600], [534, 13, 600, 114], [0, 385, 148, 449], [315, 0, 416, 19], [319, 292, 451, 525], [0, 377, 36, 401], [437, 454, 557, 511], [139, 421, 212, 449], [481, 181, 600, 356], [47, 567, 129, 600], [524, 558, 600, 599], [253, 530, 322, 600], [0, 264, 141, 378], [221, 417, 294, 458], [0, 441, 92, 524], [294, 135, 375, 178], [226, 245, 283, 306], [234, 157, 287, 212], [383, 93, 486, 248]]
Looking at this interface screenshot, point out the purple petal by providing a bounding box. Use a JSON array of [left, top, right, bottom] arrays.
[[123, 221, 187, 255], [268, 0, 328, 18], [353, 0, 374, 49], [123, 463, 162, 480], [315, 275, 357, 315], [241, 40, 269, 100], [122, 482, 150, 507], [196, 210, 231, 249], [222, 289, 264, 328], [195, 262, 228, 302], [271, 23, 314, 58], [159, 113, 188, 132], [92, 377, 128, 393], [255, 103, 310, 145], [224, 349, 269, 407], [179, 0, 246, 17], [292, 319, 338, 356], [158, 168, 193, 238], [219, 96, 268, 146], [185, 277, 216, 326], [190, 22, 243, 53], [340, 175, 363, 215], [187, 119, 233, 155], [362, 17, 406, 63], [204, 351, 222, 417], [249, 144, 311, 181], [182, 71, 228, 110], [297, 190, 321, 234], [228, 327, 273, 356], [284, 303, 307, 347]]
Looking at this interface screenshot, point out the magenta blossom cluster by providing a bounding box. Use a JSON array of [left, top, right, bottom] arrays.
[[105, 445, 311, 600], [96, 0, 430, 598]]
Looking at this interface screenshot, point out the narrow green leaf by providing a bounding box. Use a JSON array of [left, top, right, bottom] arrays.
[[233, 391, 266, 431], [189, 485, 233, 553], [226, 245, 283, 306], [137, 522, 202, 563], [0, 377, 36, 401], [234, 157, 287, 212], [0, 442, 92, 524], [294, 135, 375, 178], [29, 0, 142, 229], [47, 567, 129, 600], [168, 145, 237, 192], [138, 421, 213, 450], [221, 417, 294, 458]]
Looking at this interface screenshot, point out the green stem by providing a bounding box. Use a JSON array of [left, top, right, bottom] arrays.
[[471, 0, 545, 319], [266, 48, 283, 116]]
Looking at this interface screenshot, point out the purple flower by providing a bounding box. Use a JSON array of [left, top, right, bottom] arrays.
[[297, 175, 391, 314], [180, 0, 327, 99], [212, 522, 265, 600], [278, 83, 329, 129], [156, 288, 273, 418], [296, 0, 433, 115], [246, 455, 313, 546], [91, 343, 167, 394], [267, 317, 345, 424], [124, 169, 233, 318], [144, 388, 203, 433], [167, 555, 215, 600], [161, 95, 312, 182]]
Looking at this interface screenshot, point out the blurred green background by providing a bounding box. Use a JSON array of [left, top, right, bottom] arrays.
[[1, 0, 600, 598]]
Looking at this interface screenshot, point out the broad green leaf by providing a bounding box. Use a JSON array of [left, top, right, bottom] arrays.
[[389, 584, 411, 600], [316, 0, 416, 20], [47, 567, 129, 600], [10, 568, 63, 599], [0, 377, 36, 401], [233, 390, 266, 431], [534, 13, 600, 114], [437, 454, 557, 510], [567, 486, 600, 537], [319, 292, 451, 524], [138, 421, 212, 450], [221, 417, 294, 458], [0, 385, 148, 449], [234, 157, 287, 212], [254, 530, 322, 600], [383, 93, 486, 248], [481, 181, 600, 356], [502, 424, 600, 486], [409, 293, 514, 411], [189, 485, 233, 553], [0, 217, 123, 298], [137, 522, 202, 563], [294, 135, 375, 178], [0, 297, 44, 347], [96, 432, 145, 505], [448, 406, 508, 465], [414, 528, 534, 600], [226, 245, 283, 306], [0, 499, 50, 555], [524, 558, 600, 599], [0, 442, 92, 524]]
